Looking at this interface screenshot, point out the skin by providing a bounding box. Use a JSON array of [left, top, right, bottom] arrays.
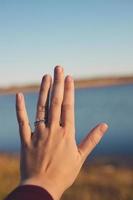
[[16, 66, 108, 200]]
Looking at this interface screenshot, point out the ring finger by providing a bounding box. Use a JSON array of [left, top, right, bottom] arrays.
[[35, 74, 52, 129]]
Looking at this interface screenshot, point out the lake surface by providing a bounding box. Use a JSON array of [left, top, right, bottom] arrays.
[[0, 84, 133, 156]]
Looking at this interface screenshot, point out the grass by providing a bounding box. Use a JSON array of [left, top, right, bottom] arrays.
[[1, 153, 133, 200]]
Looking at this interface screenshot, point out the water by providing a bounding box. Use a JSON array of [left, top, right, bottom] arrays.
[[0, 84, 133, 156]]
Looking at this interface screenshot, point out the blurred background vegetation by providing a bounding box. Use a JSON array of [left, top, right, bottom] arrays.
[[1, 154, 133, 200]]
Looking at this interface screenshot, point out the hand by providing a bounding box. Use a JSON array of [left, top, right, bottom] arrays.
[[16, 66, 108, 200]]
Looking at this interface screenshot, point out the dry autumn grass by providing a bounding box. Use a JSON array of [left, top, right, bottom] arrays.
[[0, 153, 133, 200]]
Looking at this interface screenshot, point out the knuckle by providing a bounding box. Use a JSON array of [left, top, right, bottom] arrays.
[[54, 75, 63, 83], [18, 119, 25, 127], [54, 78, 61, 84], [62, 104, 72, 111], [18, 119, 29, 128], [89, 134, 98, 146], [37, 105, 45, 112], [21, 141, 30, 149], [16, 106, 23, 112], [51, 97, 60, 106], [40, 87, 45, 93]]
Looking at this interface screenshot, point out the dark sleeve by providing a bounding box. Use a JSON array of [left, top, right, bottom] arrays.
[[5, 185, 54, 200]]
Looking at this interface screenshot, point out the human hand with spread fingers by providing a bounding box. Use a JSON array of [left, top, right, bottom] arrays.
[[11, 66, 108, 200]]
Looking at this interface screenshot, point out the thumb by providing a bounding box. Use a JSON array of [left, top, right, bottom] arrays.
[[78, 123, 108, 160]]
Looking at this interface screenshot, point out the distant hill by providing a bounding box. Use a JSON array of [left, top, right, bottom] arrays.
[[74, 75, 133, 88], [0, 75, 133, 95]]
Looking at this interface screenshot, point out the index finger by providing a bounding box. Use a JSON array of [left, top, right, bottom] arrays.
[[16, 93, 31, 145]]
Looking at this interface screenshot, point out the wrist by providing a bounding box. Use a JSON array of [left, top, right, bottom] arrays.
[[20, 177, 64, 200]]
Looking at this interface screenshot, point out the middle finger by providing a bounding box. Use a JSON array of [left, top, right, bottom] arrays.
[[49, 66, 64, 126]]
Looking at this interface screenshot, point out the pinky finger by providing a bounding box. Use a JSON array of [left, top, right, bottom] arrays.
[[16, 93, 31, 145]]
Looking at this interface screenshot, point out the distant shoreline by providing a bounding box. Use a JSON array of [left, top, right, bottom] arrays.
[[0, 75, 133, 95]]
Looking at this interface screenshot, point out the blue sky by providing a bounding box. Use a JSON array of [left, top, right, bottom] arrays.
[[0, 0, 133, 86]]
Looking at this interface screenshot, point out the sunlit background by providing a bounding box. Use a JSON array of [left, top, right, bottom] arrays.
[[0, 1, 133, 200]]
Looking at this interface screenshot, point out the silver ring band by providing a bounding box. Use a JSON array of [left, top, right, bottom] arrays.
[[34, 119, 45, 126]]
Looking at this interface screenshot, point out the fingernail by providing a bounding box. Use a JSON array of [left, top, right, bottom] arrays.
[[17, 93, 23, 101], [66, 75, 72, 82], [100, 123, 108, 132], [55, 66, 63, 73]]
